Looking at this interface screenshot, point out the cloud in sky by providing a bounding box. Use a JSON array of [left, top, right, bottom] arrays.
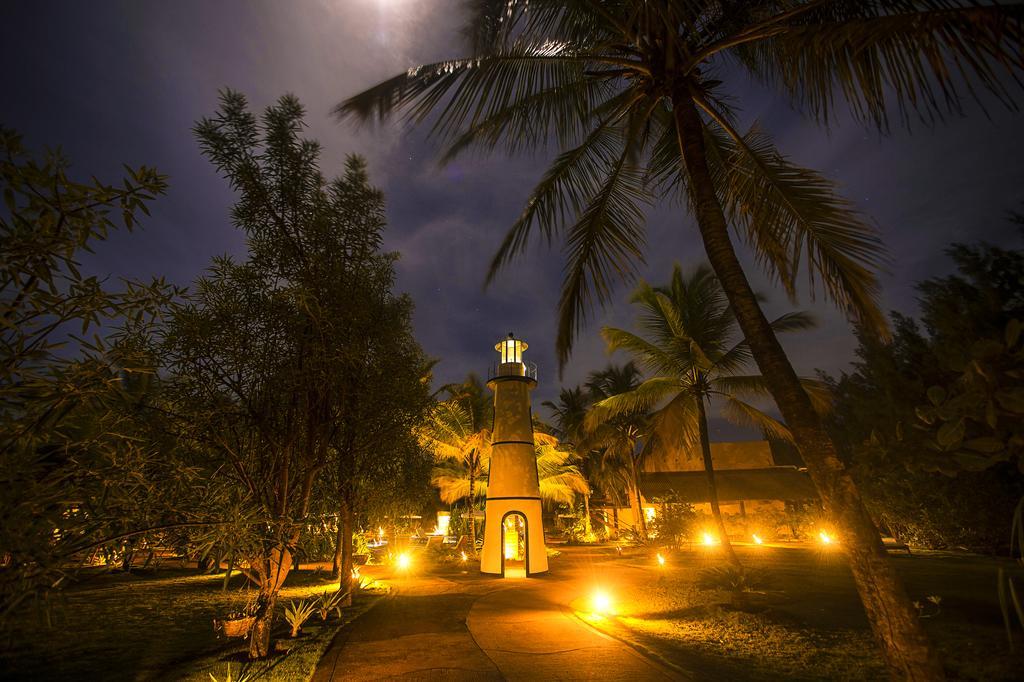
[[3, 0, 1023, 434]]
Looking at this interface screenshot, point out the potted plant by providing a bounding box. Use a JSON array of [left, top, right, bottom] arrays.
[[214, 595, 258, 638]]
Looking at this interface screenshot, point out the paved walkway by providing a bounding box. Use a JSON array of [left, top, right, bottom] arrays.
[[312, 548, 679, 681]]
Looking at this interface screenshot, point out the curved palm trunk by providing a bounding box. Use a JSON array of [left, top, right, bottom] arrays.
[[674, 97, 943, 680], [696, 393, 741, 568], [468, 462, 477, 550], [629, 457, 648, 540]]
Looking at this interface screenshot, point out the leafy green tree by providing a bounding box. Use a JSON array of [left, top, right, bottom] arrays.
[[826, 239, 1024, 551], [588, 264, 823, 566], [0, 128, 181, 624], [337, 4, 1024, 674], [162, 91, 428, 658]]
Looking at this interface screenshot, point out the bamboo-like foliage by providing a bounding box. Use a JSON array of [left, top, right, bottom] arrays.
[[337, 0, 1024, 368]]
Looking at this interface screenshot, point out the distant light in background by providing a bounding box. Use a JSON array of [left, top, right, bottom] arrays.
[[752, 534, 763, 545], [819, 530, 835, 546], [702, 532, 718, 546], [656, 553, 666, 567]]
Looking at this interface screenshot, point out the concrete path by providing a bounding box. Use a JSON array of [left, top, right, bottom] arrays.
[[312, 549, 679, 681]]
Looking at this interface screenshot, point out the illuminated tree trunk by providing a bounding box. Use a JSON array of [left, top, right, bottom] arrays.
[[673, 96, 943, 680], [696, 392, 741, 568], [339, 498, 354, 607], [247, 545, 291, 659]]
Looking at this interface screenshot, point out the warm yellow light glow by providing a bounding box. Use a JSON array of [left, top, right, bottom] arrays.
[[460, 551, 468, 562], [591, 589, 613, 615], [504, 544, 515, 559], [644, 507, 656, 522], [702, 532, 718, 546], [819, 530, 835, 546], [656, 553, 666, 567], [752, 534, 763, 545], [495, 334, 527, 363], [396, 552, 411, 570]]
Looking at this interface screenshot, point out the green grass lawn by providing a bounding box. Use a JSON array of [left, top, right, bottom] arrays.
[[0, 566, 383, 681], [587, 544, 1023, 681]]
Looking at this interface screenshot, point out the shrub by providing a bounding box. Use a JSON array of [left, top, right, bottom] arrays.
[[283, 598, 317, 637], [697, 564, 775, 610], [650, 497, 699, 545], [315, 589, 349, 622]]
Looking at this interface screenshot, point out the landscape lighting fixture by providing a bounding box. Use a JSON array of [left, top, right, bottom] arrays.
[[656, 553, 666, 567], [591, 589, 613, 615], [819, 530, 834, 546], [396, 552, 411, 570], [752, 534, 763, 545]]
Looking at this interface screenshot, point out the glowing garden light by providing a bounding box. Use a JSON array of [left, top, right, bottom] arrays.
[[752, 534, 763, 545], [591, 589, 613, 615], [396, 552, 412, 570], [702, 531, 718, 546], [819, 530, 835, 546], [657, 553, 666, 567], [460, 551, 468, 563]]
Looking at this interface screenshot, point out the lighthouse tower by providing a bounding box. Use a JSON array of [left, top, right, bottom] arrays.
[[480, 333, 548, 577]]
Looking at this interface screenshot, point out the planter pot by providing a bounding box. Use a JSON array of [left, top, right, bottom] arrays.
[[216, 616, 255, 638]]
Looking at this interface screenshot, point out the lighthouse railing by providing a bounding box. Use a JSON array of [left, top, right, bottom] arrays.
[[487, 360, 538, 382]]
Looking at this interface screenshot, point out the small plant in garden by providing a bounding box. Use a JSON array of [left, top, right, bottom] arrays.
[[284, 598, 317, 637], [913, 595, 943, 619], [316, 589, 349, 622], [697, 565, 775, 610], [209, 662, 256, 682]]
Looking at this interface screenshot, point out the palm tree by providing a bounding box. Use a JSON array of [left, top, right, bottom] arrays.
[[336, 4, 1024, 674], [542, 387, 595, 537], [430, 429, 588, 507], [585, 363, 653, 540], [417, 398, 491, 548], [587, 264, 825, 567]]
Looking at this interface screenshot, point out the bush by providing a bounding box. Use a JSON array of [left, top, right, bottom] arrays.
[[283, 598, 316, 637], [697, 565, 775, 610], [650, 496, 699, 545]]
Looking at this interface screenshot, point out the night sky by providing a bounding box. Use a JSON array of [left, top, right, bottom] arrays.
[[4, 1, 1024, 438]]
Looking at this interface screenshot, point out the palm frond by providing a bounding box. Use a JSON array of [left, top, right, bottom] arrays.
[[732, 2, 1024, 130], [600, 326, 681, 376], [555, 142, 652, 370], [585, 376, 682, 431], [701, 113, 889, 338], [720, 396, 793, 442]]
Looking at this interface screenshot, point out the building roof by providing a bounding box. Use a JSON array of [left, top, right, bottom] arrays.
[[639, 466, 817, 504]]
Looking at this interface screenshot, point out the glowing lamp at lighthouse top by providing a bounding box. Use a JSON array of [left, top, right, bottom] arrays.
[[495, 332, 528, 364]]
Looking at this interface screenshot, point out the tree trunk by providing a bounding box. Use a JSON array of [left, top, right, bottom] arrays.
[[468, 470, 477, 550], [673, 96, 943, 680], [339, 499, 354, 607], [247, 545, 291, 659], [631, 458, 649, 540], [332, 518, 344, 581], [248, 589, 277, 659], [696, 392, 741, 568], [583, 490, 593, 538]]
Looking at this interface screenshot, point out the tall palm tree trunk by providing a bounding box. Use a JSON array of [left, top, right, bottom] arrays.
[[468, 468, 477, 549], [583, 489, 593, 538], [629, 458, 648, 540], [673, 96, 943, 681], [696, 393, 741, 568]]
